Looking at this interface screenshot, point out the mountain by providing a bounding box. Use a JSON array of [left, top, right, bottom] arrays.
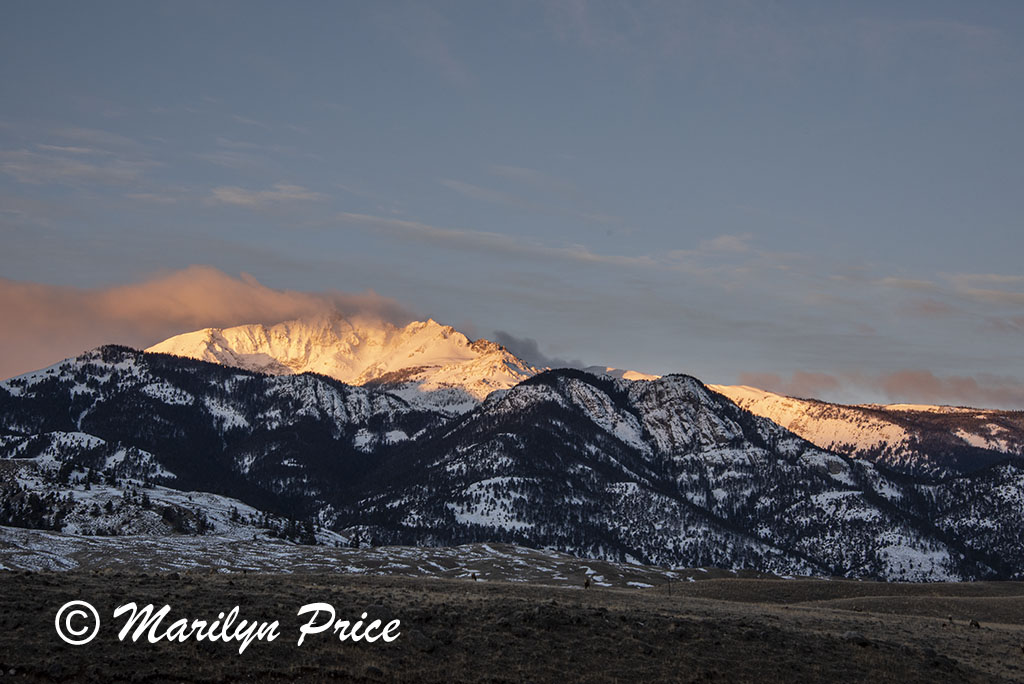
[[3, 346, 1023, 580], [149, 319, 1024, 479], [575, 371, 1024, 478], [346, 369, 983, 580], [146, 315, 539, 414], [710, 384, 1024, 478]]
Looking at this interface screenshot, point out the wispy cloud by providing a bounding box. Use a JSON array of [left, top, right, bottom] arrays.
[[53, 127, 138, 149], [898, 298, 957, 318], [336, 211, 798, 285], [544, 1, 1010, 86], [196, 150, 269, 171], [947, 273, 1024, 306], [987, 316, 1024, 334], [124, 192, 180, 205], [545, 0, 633, 50], [440, 178, 540, 211], [738, 368, 1024, 410], [873, 272, 1024, 314], [337, 212, 655, 267], [231, 114, 271, 129], [488, 164, 578, 197], [209, 183, 325, 207], [215, 137, 297, 155], [441, 174, 621, 226], [0, 148, 155, 186], [876, 277, 937, 291], [35, 144, 106, 155], [374, 5, 472, 86], [700, 233, 753, 253]]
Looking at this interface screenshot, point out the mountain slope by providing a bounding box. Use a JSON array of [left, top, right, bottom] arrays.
[[344, 369, 996, 580], [0, 346, 444, 522], [3, 345, 1023, 580], [711, 385, 1024, 477], [146, 315, 538, 414]]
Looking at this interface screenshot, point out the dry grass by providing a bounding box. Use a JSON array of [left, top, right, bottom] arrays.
[[1, 571, 1022, 682]]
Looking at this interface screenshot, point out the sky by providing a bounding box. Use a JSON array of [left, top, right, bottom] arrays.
[[1, 1, 1023, 408]]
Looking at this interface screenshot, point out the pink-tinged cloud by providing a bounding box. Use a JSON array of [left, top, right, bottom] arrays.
[[874, 371, 1024, 409], [736, 371, 842, 399], [739, 369, 1024, 410], [0, 266, 415, 381], [898, 298, 957, 318]]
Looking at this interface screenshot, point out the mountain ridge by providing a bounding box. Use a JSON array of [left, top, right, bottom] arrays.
[[711, 384, 1024, 477], [4, 313, 1024, 581], [3, 345, 1023, 580], [146, 315, 539, 414]]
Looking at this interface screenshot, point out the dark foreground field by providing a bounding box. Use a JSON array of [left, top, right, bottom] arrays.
[[1, 571, 1023, 683]]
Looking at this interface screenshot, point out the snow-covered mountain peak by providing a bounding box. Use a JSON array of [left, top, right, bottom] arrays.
[[710, 383, 1024, 476], [145, 315, 540, 409]]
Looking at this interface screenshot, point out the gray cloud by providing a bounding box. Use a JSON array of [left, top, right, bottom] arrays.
[[374, 4, 472, 86], [0, 148, 155, 186], [492, 330, 584, 369], [440, 176, 621, 226], [209, 183, 325, 207], [337, 212, 656, 267], [439, 178, 535, 210], [53, 127, 139, 149], [488, 164, 579, 198]]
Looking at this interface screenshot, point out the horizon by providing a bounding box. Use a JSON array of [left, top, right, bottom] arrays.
[[3, 307, 1018, 413], [2, 2, 1024, 409]]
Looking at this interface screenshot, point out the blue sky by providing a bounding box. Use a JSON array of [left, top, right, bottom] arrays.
[[2, 1, 1023, 407]]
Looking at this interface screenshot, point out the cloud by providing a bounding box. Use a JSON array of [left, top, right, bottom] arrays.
[[700, 234, 753, 253], [35, 144, 105, 155], [737, 369, 1024, 410], [876, 277, 937, 291], [987, 316, 1024, 334], [231, 114, 271, 129], [439, 179, 534, 209], [124, 192, 180, 204], [875, 272, 1024, 312], [196, 150, 268, 171], [952, 273, 1024, 286], [491, 330, 584, 369], [53, 127, 138, 149], [945, 272, 1024, 307], [440, 176, 619, 225], [545, 0, 632, 50], [898, 298, 957, 317], [375, 5, 471, 86], [336, 212, 785, 283], [337, 212, 655, 267], [875, 370, 1024, 409], [484, 165, 621, 225], [952, 286, 1024, 307], [209, 183, 325, 207], [488, 164, 578, 197], [736, 371, 841, 399], [0, 149, 155, 186], [0, 266, 415, 381]]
